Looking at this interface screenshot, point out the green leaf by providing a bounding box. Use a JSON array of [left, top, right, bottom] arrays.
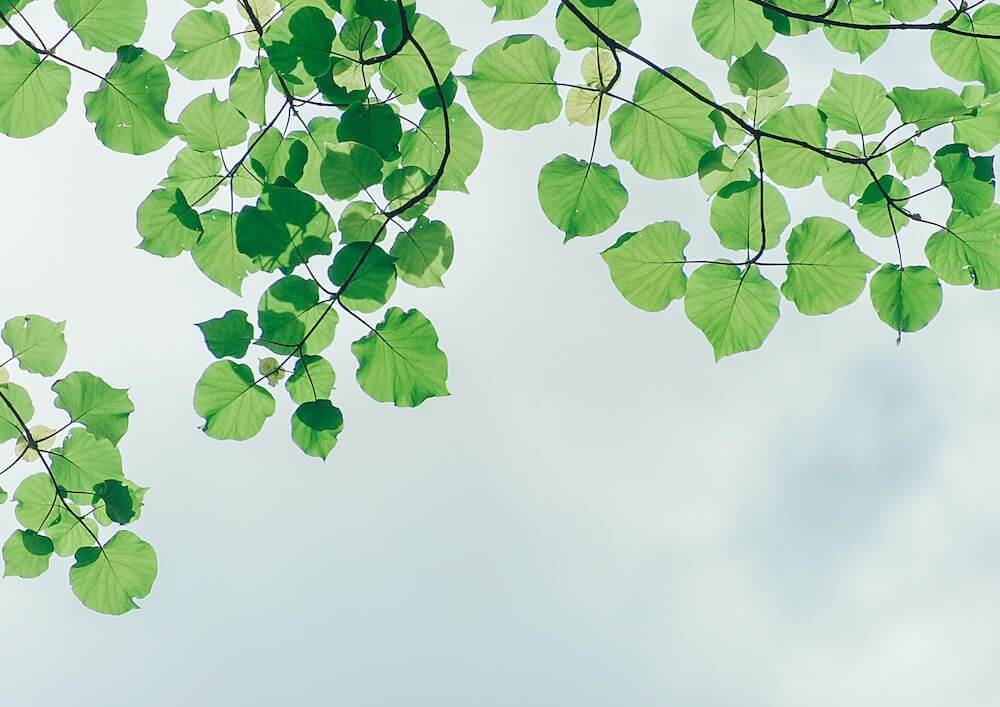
[[538, 154, 628, 240], [684, 263, 780, 360], [461, 35, 562, 130], [954, 93, 1000, 152], [781, 217, 877, 315], [47, 505, 98, 557], [481, 0, 548, 22], [167, 9, 240, 80], [0, 42, 71, 138], [257, 275, 338, 355], [891, 141, 931, 179], [381, 15, 461, 95], [934, 143, 995, 217], [52, 371, 134, 444], [888, 86, 969, 129], [555, 0, 641, 50], [759, 105, 828, 188], [236, 185, 334, 273], [14, 474, 59, 530], [160, 147, 221, 203], [286, 355, 335, 404], [264, 6, 335, 78], [2, 315, 67, 376], [698, 146, 754, 196], [400, 104, 483, 193], [692, 0, 774, 60], [337, 102, 402, 161], [869, 264, 943, 333], [823, 0, 889, 61], [931, 5, 1000, 93], [821, 140, 888, 203], [817, 70, 893, 135], [390, 217, 454, 288], [84, 46, 176, 155], [709, 177, 789, 252], [51, 429, 124, 493], [197, 310, 253, 359], [352, 307, 449, 407], [609, 67, 715, 179], [291, 400, 343, 459], [229, 66, 268, 124], [136, 188, 202, 258], [178, 92, 249, 152], [339, 201, 388, 244], [925, 205, 1000, 289], [762, 0, 825, 36], [192, 209, 258, 294], [728, 45, 788, 98], [93, 479, 138, 524], [884, 0, 935, 21], [321, 143, 384, 200], [854, 175, 910, 237], [2, 530, 53, 579], [194, 360, 276, 441], [70, 530, 156, 615], [0, 382, 33, 443], [601, 220, 689, 312], [328, 243, 398, 313], [54, 0, 147, 52]]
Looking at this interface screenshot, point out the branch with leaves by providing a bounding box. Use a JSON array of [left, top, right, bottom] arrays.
[[469, 0, 1000, 357], [0, 315, 154, 615]]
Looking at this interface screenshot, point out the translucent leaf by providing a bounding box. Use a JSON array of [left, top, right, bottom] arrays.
[[178, 91, 249, 152], [167, 9, 240, 80], [869, 264, 943, 333], [684, 263, 780, 360], [194, 360, 276, 441], [601, 220, 689, 312], [931, 5, 1000, 93], [781, 217, 877, 315], [817, 70, 892, 136], [50, 429, 124, 493], [709, 177, 788, 252], [352, 307, 448, 407], [537, 154, 628, 240], [692, 0, 774, 60], [555, 0, 641, 50], [197, 310, 253, 359], [54, 0, 146, 52], [52, 371, 134, 444], [69, 530, 156, 615], [609, 67, 715, 179], [0, 42, 71, 138], [328, 243, 398, 312], [84, 46, 176, 155], [286, 355, 335, 404], [2, 315, 67, 376], [257, 275, 338, 355], [461, 35, 562, 130], [2, 529, 53, 579], [390, 217, 454, 288], [925, 205, 1000, 289], [291, 400, 343, 459], [823, 0, 888, 61]]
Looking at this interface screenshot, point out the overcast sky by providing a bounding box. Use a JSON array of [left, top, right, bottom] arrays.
[[1, 2, 998, 705]]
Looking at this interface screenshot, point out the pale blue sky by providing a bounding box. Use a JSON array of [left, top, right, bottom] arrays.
[[2, 2, 998, 705]]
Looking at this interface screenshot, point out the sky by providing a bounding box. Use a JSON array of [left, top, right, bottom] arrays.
[[1, 2, 999, 705]]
